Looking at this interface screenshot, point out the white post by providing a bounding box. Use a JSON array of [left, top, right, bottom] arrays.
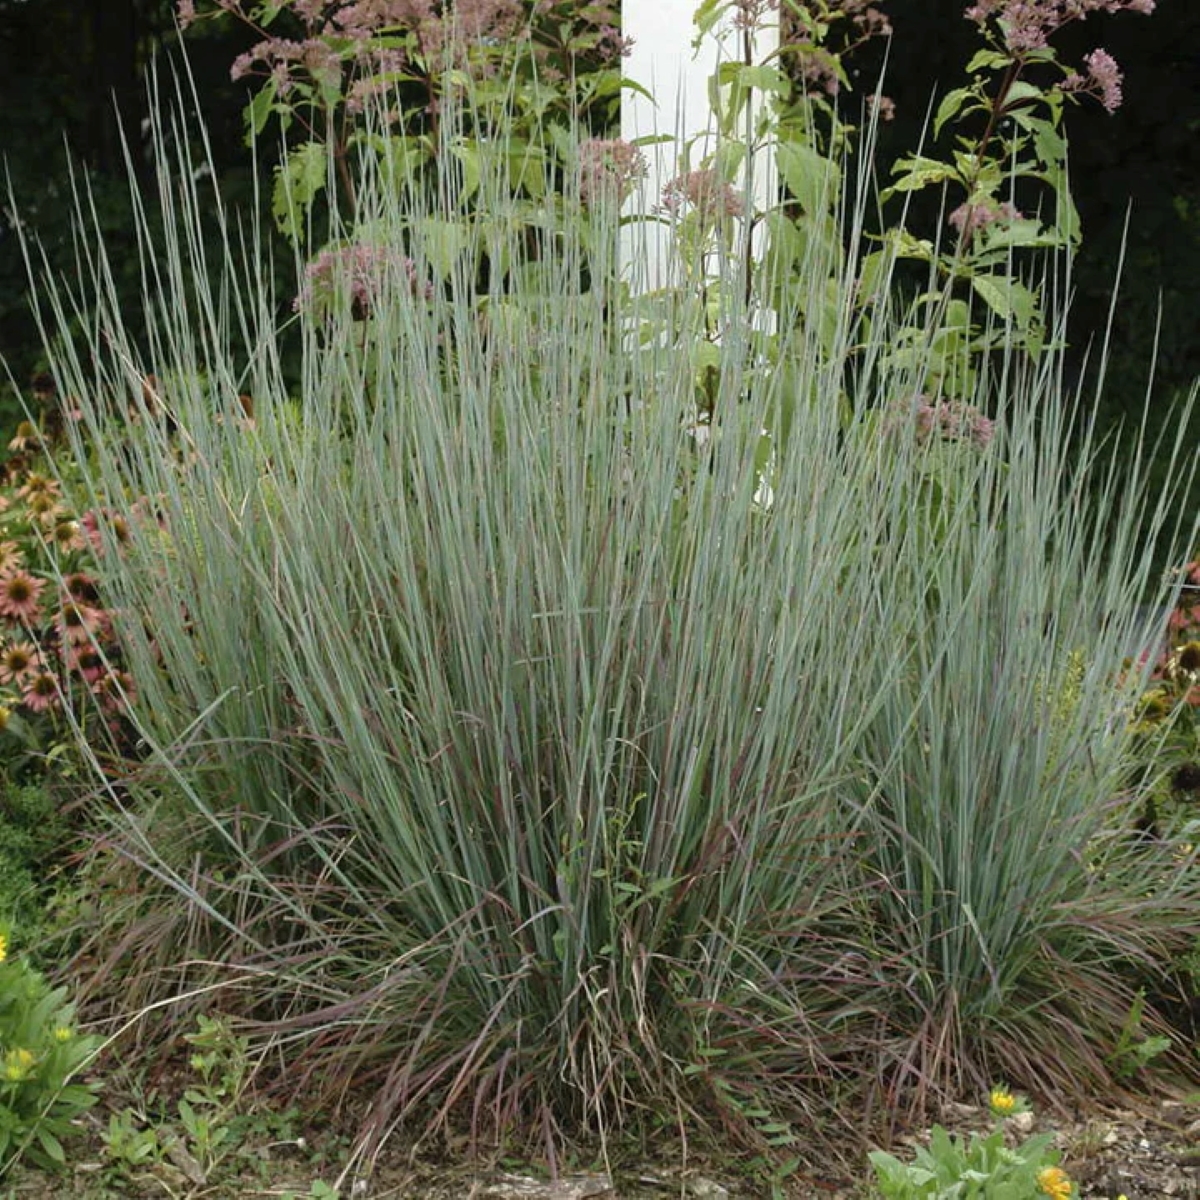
[[621, 0, 779, 291]]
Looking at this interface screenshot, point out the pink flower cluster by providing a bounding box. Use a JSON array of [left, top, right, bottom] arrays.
[[294, 243, 434, 320], [183, 0, 622, 108], [965, 0, 1153, 49], [887, 395, 996, 450], [206, 0, 534, 102], [1062, 48, 1124, 113], [788, 0, 892, 97], [661, 169, 745, 223], [948, 198, 1024, 241], [577, 138, 646, 208]]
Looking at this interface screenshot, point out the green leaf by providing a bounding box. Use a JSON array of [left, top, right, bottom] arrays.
[[1040, 160, 1081, 246], [272, 141, 328, 241], [243, 77, 278, 147], [723, 63, 791, 97], [35, 1125, 65, 1165], [934, 87, 977, 138], [970, 274, 1038, 330], [450, 140, 481, 202], [692, 0, 726, 47], [1002, 80, 1044, 111], [966, 49, 1011, 73], [885, 155, 961, 197], [776, 141, 838, 213], [415, 217, 471, 282]]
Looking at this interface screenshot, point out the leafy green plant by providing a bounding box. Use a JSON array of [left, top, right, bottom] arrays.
[[179, 0, 627, 241], [1107, 990, 1172, 1080], [100, 1013, 303, 1192], [869, 1108, 1073, 1199], [674, 0, 1157, 424], [0, 933, 100, 1174], [100, 1106, 165, 1176]]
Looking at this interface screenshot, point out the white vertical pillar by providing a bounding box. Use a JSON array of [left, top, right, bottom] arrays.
[[621, 0, 779, 291]]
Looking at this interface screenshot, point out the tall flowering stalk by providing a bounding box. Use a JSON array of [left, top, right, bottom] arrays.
[[861, 0, 1158, 399]]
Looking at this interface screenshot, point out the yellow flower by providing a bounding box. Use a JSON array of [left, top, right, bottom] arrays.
[[52, 1026, 72, 1043], [1037, 1165, 1073, 1199], [989, 1085, 1016, 1115], [0, 933, 9, 963], [2, 1048, 34, 1082]]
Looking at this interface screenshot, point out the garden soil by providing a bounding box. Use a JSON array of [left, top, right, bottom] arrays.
[[4, 1096, 1200, 1197]]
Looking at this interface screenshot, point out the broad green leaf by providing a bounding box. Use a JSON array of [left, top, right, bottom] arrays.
[[1041, 161, 1082, 245], [692, 0, 725, 47], [271, 141, 327, 241], [713, 139, 747, 183], [966, 49, 1010, 73], [934, 87, 977, 138], [717, 62, 791, 97], [886, 228, 936, 262], [243, 77, 278, 146], [450, 140, 481, 201], [1003, 79, 1043, 110], [776, 141, 838, 213], [885, 155, 961, 196], [971, 274, 1039, 330], [413, 218, 471, 281]]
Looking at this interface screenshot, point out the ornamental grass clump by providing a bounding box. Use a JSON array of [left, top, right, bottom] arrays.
[[22, 80, 1200, 1173]]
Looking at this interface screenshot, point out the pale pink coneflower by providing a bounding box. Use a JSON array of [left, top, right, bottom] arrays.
[[58, 601, 108, 647], [20, 670, 60, 713], [64, 573, 100, 604], [66, 644, 106, 685], [16, 473, 60, 503], [80, 510, 133, 557], [0, 570, 46, 624], [7, 422, 40, 453], [0, 641, 40, 685], [48, 520, 86, 554]]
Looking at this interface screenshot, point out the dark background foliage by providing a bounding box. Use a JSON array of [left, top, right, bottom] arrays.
[[874, 0, 1200, 434], [0, 0, 1196, 536]]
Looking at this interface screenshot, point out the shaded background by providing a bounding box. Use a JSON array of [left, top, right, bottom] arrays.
[[0, 0, 1196, 545], [874, 0, 1200, 458]]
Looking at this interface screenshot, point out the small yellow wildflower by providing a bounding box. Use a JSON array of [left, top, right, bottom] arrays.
[[989, 1085, 1016, 1115], [0, 932, 9, 963], [1037, 1165, 1073, 1199], [2, 1048, 34, 1082], [52, 1026, 72, 1043]]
